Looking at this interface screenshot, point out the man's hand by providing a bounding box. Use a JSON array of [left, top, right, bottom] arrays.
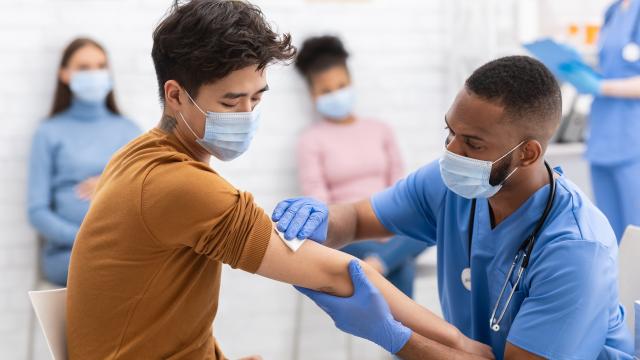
[[75, 176, 101, 201], [295, 259, 412, 354], [272, 197, 329, 242]]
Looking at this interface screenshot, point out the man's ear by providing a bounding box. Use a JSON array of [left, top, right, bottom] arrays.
[[519, 140, 542, 167], [164, 80, 184, 113]]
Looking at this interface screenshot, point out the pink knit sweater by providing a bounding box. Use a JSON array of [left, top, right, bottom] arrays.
[[297, 118, 404, 204]]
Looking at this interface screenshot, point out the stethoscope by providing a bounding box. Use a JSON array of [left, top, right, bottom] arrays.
[[605, 0, 640, 62], [462, 162, 557, 332]]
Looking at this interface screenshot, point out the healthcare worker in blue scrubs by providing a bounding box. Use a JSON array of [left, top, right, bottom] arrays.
[[558, 0, 640, 241], [274, 56, 633, 359]]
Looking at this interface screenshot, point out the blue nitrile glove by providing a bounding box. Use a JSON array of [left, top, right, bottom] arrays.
[[557, 61, 603, 95], [271, 197, 329, 242], [295, 260, 412, 354]]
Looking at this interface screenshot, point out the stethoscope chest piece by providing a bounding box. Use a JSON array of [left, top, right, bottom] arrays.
[[623, 42, 640, 62], [461, 267, 472, 291]]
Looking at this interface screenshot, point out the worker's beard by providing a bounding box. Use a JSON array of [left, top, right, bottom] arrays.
[[489, 152, 515, 186]]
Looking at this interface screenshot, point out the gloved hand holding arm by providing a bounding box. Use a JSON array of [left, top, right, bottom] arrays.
[[297, 260, 494, 359], [296, 260, 411, 354]]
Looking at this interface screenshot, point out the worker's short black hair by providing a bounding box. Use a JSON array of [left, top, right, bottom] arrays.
[[295, 35, 349, 83], [152, 0, 296, 103], [465, 55, 562, 142]]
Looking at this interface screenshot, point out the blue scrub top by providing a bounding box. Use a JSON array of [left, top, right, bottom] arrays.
[[588, 0, 640, 165], [371, 160, 633, 359]]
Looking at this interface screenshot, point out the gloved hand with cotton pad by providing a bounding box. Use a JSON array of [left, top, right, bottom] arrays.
[[271, 197, 329, 251]]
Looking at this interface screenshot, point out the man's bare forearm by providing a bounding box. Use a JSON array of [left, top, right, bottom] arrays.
[[397, 333, 490, 360]]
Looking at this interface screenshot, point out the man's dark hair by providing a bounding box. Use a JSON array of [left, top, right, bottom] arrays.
[[295, 35, 349, 83], [465, 55, 562, 142], [152, 0, 296, 103]]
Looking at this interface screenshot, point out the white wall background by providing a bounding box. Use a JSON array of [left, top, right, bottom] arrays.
[[0, 0, 611, 359]]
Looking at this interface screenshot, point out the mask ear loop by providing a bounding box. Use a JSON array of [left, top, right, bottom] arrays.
[[492, 140, 526, 165], [492, 140, 526, 186], [182, 88, 206, 115], [177, 112, 201, 141], [176, 87, 207, 141]]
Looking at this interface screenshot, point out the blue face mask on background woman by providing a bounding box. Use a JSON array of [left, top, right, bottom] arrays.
[[179, 90, 260, 161], [439, 141, 524, 199], [315, 86, 356, 120], [69, 70, 113, 104]]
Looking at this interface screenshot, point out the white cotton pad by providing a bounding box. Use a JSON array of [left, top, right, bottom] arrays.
[[276, 228, 306, 252]]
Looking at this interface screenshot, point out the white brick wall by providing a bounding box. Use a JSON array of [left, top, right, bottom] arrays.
[[0, 0, 609, 359]]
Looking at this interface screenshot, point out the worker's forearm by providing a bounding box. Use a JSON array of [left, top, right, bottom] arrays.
[[360, 262, 463, 350], [325, 203, 359, 249], [601, 76, 640, 98], [397, 333, 488, 360], [326, 200, 393, 249]]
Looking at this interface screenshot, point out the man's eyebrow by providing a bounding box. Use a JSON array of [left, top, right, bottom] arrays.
[[222, 85, 269, 100], [444, 115, 484, 141]]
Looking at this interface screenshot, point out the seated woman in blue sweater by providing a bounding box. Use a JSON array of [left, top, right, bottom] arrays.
[[27, 38, 140, 285]]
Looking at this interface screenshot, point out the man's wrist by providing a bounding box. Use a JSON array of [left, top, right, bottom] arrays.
[[450, 327, 465, 350]]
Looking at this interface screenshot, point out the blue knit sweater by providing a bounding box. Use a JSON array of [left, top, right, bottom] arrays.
[[27, 99, 140, 283]]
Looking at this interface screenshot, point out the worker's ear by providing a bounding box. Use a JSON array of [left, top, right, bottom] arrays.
[[518, 140, 542, 167]]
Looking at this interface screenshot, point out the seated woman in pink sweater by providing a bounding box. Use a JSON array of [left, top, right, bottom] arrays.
[[295, 36, 428, 297]]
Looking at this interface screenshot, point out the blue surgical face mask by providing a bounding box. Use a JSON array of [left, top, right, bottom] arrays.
[[178, 90, 260, 161], [439, 141, 524, 199], [315, 86, 355, 120], [69, 70, 113, 104]]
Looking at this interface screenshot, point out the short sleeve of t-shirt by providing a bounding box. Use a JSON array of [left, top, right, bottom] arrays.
[[140, 159, 272, 273], [371, 160, 447, 246]]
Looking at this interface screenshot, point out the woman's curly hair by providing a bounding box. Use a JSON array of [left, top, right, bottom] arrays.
[[295, 35, 349, 82], [152, 0, 296, 102]]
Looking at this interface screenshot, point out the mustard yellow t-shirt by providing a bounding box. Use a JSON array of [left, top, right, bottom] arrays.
[[66, 128, 272, 359]]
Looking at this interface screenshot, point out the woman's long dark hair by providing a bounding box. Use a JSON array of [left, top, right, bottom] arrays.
[[49, 38, 120, 117]]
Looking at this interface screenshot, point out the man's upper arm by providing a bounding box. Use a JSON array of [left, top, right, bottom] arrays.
[[370, 160, 445, 245], [506, 240, 613, 359], [141, 161, 272, 272], [256, 230, 355, 296]]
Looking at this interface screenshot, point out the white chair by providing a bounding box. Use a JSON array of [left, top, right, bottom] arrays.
[[28, 288, 68, 360], [618, 225, 640, 332], [27, 235, 63, 360]]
